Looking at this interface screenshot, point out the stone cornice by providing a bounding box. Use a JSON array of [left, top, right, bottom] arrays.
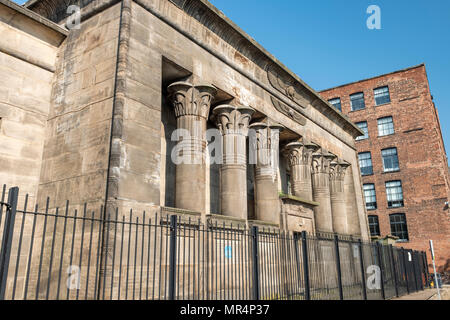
[[1, 0, 68, 38]]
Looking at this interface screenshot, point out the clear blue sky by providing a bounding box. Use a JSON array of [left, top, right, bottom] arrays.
[[13, 0, 450, 156], [207, 0, 450, 156]]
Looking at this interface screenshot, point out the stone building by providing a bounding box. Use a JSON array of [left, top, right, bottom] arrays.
[[320, 64, 450, 274], [0, 0, 370, 247]]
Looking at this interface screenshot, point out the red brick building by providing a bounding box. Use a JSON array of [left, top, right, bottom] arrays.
[[320, 64, 450, 275]]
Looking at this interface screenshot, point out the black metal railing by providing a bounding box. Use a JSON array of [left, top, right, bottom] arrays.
[[0, 185, 429, 300]]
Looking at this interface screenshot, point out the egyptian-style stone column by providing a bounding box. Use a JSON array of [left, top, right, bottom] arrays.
[[330, 159, 350, 235], [285, 140, 319, 201], [249, 120, 284, 224], [344, 166, 362, 236], [167, 82, 217, 213], [311, 150, 335, 233], [212, 105, 255, 219]]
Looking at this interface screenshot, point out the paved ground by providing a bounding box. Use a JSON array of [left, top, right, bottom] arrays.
[[391, 285, 450, 300]]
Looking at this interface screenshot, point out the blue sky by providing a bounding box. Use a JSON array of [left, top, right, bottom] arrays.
[[207, 0, 450, 156], [14, 0, 450, 155]]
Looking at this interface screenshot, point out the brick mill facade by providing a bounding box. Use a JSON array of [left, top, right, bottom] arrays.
[[320, 64, 450, 275]]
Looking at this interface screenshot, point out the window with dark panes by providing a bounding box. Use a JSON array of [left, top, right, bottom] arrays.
[[350, 92, 365, 111], [374, 86, 391, 105], [377, 116, 394, 136], [358, 152, 373, 175], [390, 213, 409, 241], [355, 121, 369, 140], [328, 98, 342, 112], [386, 180, 404, 208], [382, 148, 399, 172], [368, 215, 380, 236], [363, 184, 377, 210]]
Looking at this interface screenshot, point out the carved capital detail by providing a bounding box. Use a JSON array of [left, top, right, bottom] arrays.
[[249, 120, 284, 177], [167, 82, 217, 119], [329, 160, 350, 182], [311, 150, 336, 175], [212, 105, 255, 136], [285, 140, 320, 167]]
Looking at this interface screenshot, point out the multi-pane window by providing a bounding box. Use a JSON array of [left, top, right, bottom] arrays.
[[328, 98, 342, 112], [355, 121, 369, 141], [374, 86, 391, 105], [363, 184, 377, 210], [358, 152, 373, 176], [368, 215, 381, 236], [386, 180, 404, 208], [350, 92, 366, 111], [382, 148, 399, 172], [378, 116, 394, 136], [390, 213, 409, 241]]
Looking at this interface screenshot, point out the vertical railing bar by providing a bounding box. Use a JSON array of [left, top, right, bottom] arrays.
[[182, 217, 186, 300], [176, 216, 180, 299], [11, 193, 28, 300], [125, 209, 132, 300], [214, 220, 217, 300], [133, 216, 139, 300], [93, 205, 104, 300], [187, 218, 191, 299], [164, 214, 170, 300], [140, 212, 145, 300], [118, 214, 125, 300], [101, 212, 110, 300], [226, 223, 230, 300], [66, 209, 78, 300], [0, 187, 19, 300], [358, 240, 367, 300], [55, 201, 69, 299], [23, 204, 38, 300], [197, 218, 201, 300], [192, 218, 196, 300], [109, 208, 118, 300], [85, 210, 95, 300], [45, 206, 59, 300], [389, 244, 399, 298], [376, 243, 386, 300], [146, 215, 151, 300], [75, 204, 87, 301], [301, 232, 310, 300], [35, 197, 49, 300], [334, 235, 343, 300], [168, 215, 177, 300], [152, 212, 158, 300]]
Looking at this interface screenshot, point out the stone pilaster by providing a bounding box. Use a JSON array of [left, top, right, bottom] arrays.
[[249, 120, 284, 224], [167, 81, 217, 214], [330, 159, 350, 235], [285, 140, 319, 201], [212, 104, 254, 219], [311, 150, 335, 233]]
